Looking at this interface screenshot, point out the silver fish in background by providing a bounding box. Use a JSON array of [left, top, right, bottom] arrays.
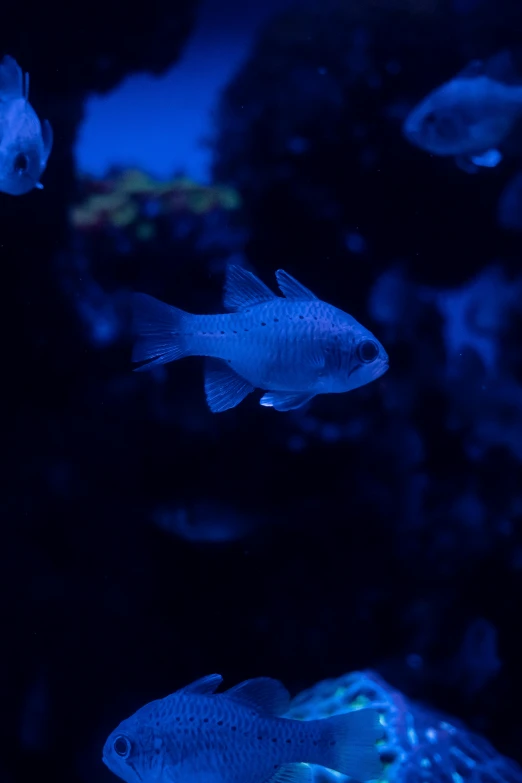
[[402, 51, 522, 173], [0, 55, 53, 195], [102, 673, 384, 783], [132, 266, 388, 413]]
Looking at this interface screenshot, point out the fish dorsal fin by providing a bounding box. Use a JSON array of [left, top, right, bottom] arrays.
[[225, 677, 291, 715], [275, 269, 318, 300], [458, 52, 522, 85], [484, 50, 522, 85], [0, 55, 24, 99], [223, 265, 277, 312], [180, 674, 223, 695], [457, 59, 485, 80], [41, 120, 53, 168]]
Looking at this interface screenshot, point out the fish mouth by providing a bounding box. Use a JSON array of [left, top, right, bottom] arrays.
[[371, 359, 389, 381]]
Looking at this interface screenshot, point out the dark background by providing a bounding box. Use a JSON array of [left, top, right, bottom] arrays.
[[2, 0, 522, 781]]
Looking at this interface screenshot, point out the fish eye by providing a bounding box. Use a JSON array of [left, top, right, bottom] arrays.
[[357, 340, 379, 363], [424, 111, 437, 125], [13, 152, 29, 174], [113, 735, 132, 759]]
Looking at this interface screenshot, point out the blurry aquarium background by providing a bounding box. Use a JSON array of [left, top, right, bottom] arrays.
[[3, 0, 522, 781]]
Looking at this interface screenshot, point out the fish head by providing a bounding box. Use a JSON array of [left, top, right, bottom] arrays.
[[0, 101, 52, 195], [323, 318, 388, 393], [103, 712, 165, 783]]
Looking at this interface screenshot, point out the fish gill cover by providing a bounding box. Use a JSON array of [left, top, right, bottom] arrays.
[[2, 0, 522, 782]]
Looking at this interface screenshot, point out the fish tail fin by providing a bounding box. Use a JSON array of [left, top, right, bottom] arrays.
[[317, 709, 383, 782], [131, 292, 193, 371]]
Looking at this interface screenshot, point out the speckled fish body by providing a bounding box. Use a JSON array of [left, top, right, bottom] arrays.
[[131, 266, 388, 412], [0, 55, 53, 195], [102, 674, 384, 783]]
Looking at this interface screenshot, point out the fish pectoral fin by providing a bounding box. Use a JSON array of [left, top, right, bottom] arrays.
[[223, 265, 277, 311], [225, 677, 290, 715], [180, 674, 223, 695], [275, 269, 318, 300], [0, 55, 24, 98], [41, 119, 54, 168], [204, 359, 254, 413], [265, 764, 314, 783], [470, 149, 502, 168], [260, 391, 315, 411]]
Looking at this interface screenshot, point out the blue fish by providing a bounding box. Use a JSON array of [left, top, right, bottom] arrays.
[[102, 673, 384, 783], [0, 55, 53, 195], [131, 266, 388, 412], [403, 52, 522, 173]]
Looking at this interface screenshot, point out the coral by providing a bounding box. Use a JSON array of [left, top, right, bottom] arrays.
[[287, 671, 522, 783]]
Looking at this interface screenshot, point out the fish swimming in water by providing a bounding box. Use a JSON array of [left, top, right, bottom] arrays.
[[102, 673, 384, 783], [131, 266, 388, 413], [402, 51, 522, 173], [0, 55, 53, 195]]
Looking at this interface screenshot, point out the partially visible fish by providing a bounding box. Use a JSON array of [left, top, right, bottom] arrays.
[[131, 266, 388, 413], [402, 51, 522, 173], [102, 673, 384, 783], [152, 501, 260, 543], [0, 55, 53, 195]]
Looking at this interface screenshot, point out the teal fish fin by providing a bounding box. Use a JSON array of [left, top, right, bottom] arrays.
[[204, 358, 254, 413], [223, 265, 277, 312], [470, 149, 502, 168], [275, 269, 319, 300], [131, 292, 191, 370], [266, 764, 314, 783], [225, 677, 290, 715], [0, 55, 24, 99], [455, 155, 479, 174], [260, 391, 315, 412], [41, 120, 54, 168], [316, 708, 384, 782], [180, 674, 223, 695], [34, 182, 44, 190]]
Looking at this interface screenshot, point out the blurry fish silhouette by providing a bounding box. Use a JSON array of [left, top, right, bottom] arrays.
[[102, 673, 384, 783], [132, 266, 388, 413], [0, 55, 53, 195], [152, 501, 260, 543], [403, 51, 522, 173]]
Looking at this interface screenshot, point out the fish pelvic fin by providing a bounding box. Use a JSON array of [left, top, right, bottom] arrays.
[[260, 391, 315, 412], [131, 292, 192, 370], [316, 708, 384, 782]]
